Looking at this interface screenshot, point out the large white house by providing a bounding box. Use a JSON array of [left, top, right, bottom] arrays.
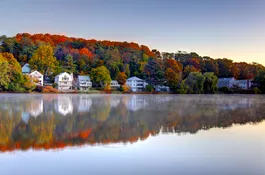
[[77, 75, 92, 90], [28, 70, 44, 86], [54, 72, 73, 90], [126, 76, 148, 92], [22, 63, 31, 74]]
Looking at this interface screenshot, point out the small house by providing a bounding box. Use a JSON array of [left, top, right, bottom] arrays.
[[218, 77, 237, 89], [110, 80, 120, 89], [236, 79, 253, 90], [77, 75, 92, 90], [155, 85, 170, 92]]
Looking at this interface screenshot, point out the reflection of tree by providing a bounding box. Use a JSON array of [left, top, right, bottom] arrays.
[[91, 96, 111, 122], [28, 115, 56, 146], [0, 94, 265, 152], [0, 111, 21, 146]]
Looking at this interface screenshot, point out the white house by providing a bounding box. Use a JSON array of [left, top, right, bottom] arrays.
[[22, 63, 31, 74], [110, 80, 120, 89], [218, 77, 237, 89], [126, 76, 148, 92], [236, 79, 253, 90], [54, 72, 73, 90], [77, 75, 92, 90], [28, 70, 43, 86]]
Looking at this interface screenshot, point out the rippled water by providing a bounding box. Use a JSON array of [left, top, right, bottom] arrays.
[[0, 94, 264, 175]]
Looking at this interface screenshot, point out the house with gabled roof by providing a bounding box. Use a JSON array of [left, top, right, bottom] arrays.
[[29, 70, 44, 86], [110, 80, 120, 89], [54, 72, 73, 90], [77, 75, 92, 90], [126, 76, 148, 92]]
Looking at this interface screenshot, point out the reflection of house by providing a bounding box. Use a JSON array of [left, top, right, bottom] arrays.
[[236, 80, 253, 90], [110, 97, 121, 108], [126, 76, 148, 92], [22, 112, 30, 124], [28, 71, 44, 86], [22, 63, 31, 74], [218, 77, 237, 89], [78, 96, 92, 112], [28, 99, 43, 117], [126, 95, 148, 111], [54, 96, 73, 116], [77, 76, 92, 90], [110, 80, 120, 89], [55, 72, 73, 90]]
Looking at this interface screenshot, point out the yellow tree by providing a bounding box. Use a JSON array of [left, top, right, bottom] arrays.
[[29, 44, 58, 76], [0, 54, 10, 90]]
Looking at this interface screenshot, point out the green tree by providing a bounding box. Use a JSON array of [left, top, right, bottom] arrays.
[[203, 72, 218, 94], [64, 54, 76, 74], [29, 44, 58, 76], [91, 66, 111, 87], [144, 58, 165, 86], [1, 53, 28, 92], [185, 72, 206, 94], [254, 69, 265, 93]]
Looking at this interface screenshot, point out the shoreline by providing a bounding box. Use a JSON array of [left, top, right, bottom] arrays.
[[0, 91, 262, 95]]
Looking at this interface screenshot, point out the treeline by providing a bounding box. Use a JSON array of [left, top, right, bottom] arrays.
[[0, 33, 265, 93]]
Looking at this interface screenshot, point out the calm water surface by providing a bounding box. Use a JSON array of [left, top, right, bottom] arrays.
[[0, 94, 265, 175]]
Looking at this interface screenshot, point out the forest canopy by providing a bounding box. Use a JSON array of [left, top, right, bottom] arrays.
[[0, 33, 264, 93]]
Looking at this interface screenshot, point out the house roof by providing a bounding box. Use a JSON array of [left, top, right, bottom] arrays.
[[78, 75, 91, 81], [236, 79, 253, 83], [29, 70, 43, 76], [55, 72, 71, 78], [111, 80, 118, 83], [127, 76, 144, 81], [22, 63, 31, 73]]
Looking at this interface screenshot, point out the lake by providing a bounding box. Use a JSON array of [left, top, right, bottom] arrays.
[[0, 94, 264, 175]]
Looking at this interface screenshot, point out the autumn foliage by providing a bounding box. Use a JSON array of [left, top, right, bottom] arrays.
[[41, 86, 58, 93]]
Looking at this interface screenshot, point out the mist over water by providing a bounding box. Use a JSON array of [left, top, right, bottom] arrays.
[[0, 94, 265, 175]]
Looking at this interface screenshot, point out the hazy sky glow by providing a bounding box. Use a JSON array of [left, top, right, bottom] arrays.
[[0, 0, 264, 65]]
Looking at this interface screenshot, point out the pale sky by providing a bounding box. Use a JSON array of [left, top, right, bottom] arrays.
[[0, 0, 264, 65]]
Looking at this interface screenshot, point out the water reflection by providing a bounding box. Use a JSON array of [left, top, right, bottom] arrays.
[[0, 94, 265, 152]]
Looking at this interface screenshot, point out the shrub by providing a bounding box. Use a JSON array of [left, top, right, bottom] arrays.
[[121, 83, 130, 92], [218, 87, 232, 94], [104, 84, 111, 93], [254, 87, 261, 94], [145, 85, 153, 93], [53, 83, 58, 88], [42, 86, 58, 93]]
